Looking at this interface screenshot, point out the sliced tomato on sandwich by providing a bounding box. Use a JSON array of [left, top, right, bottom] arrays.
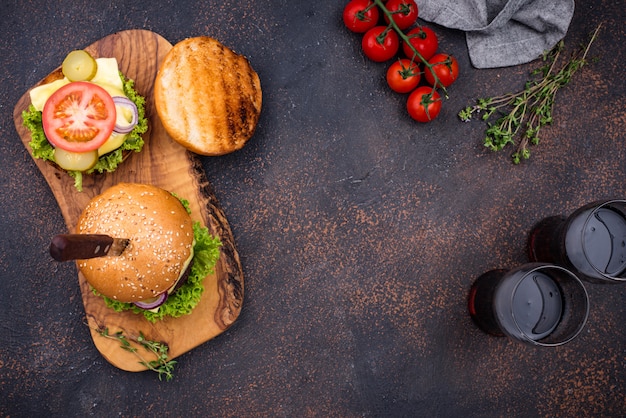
[[41, 81, 116, 153]]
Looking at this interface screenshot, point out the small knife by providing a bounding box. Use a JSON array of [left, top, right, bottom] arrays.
[[50, 234, 130, 262]]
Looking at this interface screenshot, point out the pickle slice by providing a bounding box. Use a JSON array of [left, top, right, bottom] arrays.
[[54, 148, 99, 171], [62, 50, 98, 82]]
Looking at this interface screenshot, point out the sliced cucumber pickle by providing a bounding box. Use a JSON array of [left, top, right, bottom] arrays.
[[62, 50, 97, 82], [54, 148, 99, 171]]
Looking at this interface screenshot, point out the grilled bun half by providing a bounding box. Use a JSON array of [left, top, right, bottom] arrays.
[[154, 36, 262, 156], [76, 183, 194, 303]]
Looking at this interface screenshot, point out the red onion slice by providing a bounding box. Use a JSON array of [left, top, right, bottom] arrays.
[[112, 96, 138, 134], [133, 292, 168, 310]]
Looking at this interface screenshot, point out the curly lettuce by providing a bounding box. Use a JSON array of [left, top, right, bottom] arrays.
[[21, 73, 148, 191]]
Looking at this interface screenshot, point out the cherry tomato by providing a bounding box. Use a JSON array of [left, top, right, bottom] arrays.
[[407, 86, 442, 122], [343, 0, 380, 33], [386, 59, 420, 93], [424, 53, 459, 87], [362, 26, 400, 62], [402, 26, 439, 61], [384, 0, 418, 30], [42, 81, 116, 153]]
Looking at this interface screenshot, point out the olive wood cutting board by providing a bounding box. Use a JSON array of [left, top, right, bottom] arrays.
[[13, 29, 244, 372]]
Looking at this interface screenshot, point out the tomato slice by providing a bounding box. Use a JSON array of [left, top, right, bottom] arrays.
[[42, 81, 116, 152]]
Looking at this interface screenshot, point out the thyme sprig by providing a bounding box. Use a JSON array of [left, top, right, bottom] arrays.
[[94, 325, 177, 381], [459, 24, 602, 163]]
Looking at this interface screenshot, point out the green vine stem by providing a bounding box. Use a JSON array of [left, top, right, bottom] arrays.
[[372, 0, 447, 95], [459, 23, 602, 163]]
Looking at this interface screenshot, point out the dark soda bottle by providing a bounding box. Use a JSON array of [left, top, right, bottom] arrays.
[[510, 271, 562, 339], [468, 263, 588, 346], [468, 269, 506, 337], [528, 200, 626, 283], [527, 215, 567, 264]]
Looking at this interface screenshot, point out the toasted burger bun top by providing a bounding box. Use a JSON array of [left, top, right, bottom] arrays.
[[154, 36, 262, 156], [76, 183, 194, 303]]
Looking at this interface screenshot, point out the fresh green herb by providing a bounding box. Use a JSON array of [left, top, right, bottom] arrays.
[[21, 72, 147, 191], [459, 24, 602, 163], [95, 326, 176, 381]]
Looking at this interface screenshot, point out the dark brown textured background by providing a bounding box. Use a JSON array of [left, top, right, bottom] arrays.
[[1, 1, 624, 416]]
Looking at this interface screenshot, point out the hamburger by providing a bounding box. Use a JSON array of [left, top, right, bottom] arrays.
[[22, 50, 148, 191], [154, 36, 262, 156], [75, 182, 221, 322]]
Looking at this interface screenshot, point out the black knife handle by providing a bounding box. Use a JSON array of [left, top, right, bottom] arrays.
[[50, 234, 114, 261]]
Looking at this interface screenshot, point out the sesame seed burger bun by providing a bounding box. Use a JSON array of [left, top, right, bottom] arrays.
[[154, 36, 262, 156], [76, 183, 194, 303]]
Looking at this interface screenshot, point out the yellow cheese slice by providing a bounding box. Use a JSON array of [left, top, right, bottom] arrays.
[[29, 79, 70, 111], [29, 57, 124, 111], [90, 58, 125, 97]]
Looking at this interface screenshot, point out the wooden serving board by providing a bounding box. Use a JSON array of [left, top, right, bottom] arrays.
[[13, 30, 244, 372]]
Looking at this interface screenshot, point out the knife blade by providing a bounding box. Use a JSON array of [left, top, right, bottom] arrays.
[[50, 234, 130, 262]]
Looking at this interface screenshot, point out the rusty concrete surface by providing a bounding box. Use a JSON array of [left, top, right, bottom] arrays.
[[1, 0, 624, 416]]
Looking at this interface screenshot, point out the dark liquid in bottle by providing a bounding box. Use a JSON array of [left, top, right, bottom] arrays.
[[469, 270, 563, 341], [529, 206, 626, 281], [567, 207, 626, 277], [527, 216, 567, 264], [468, 270, 506, 336], [511, 272, 562, 340]]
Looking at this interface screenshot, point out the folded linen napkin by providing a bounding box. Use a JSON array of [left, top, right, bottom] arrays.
[[418, 0, 575, 68]]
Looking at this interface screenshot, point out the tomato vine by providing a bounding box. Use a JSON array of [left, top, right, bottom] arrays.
[[343, 0, 459, 123]]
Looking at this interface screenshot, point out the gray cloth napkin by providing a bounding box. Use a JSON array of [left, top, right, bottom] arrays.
[[418, 0, 575, 68]]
